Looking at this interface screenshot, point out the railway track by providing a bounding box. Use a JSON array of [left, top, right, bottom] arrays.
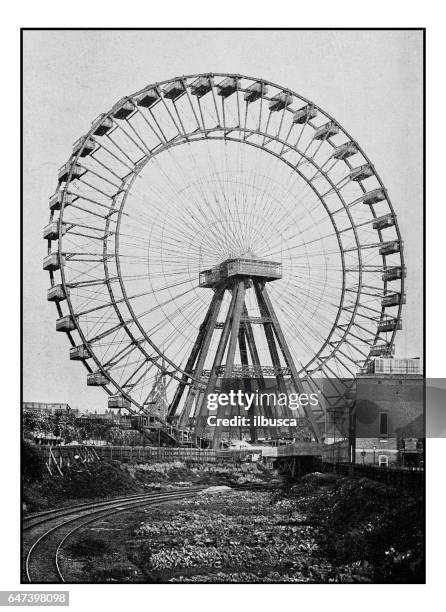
[[23, 487, 205, 583], [23, 482, 282, 583]]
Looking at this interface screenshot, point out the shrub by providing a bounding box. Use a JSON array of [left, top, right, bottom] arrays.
[[22, 441, 45, 482]]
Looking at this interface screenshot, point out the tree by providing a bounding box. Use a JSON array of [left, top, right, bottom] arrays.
[[61, 424, 79, 443], [23, 409, 54, 437], [106, 427, 124, 445]]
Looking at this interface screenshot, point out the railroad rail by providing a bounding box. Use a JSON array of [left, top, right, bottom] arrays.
[[23, 487, 205, 583]]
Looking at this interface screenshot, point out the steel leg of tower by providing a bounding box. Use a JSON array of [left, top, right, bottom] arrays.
[[212, 281, 246, 449], [253, 280, 291, 440], [242, 304, 278, 440], [236, 326, 255, 442], [177, 287, 225, 430], [169, 287, 224, 419], [254, 280, 321, 442], [194, 283, 239, 440]]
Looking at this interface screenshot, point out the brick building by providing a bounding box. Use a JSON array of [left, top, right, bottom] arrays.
[[355, 358, 423, 467]]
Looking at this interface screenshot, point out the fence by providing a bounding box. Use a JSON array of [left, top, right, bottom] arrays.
[[321, 440, 350, 463], [92, 445, 256, 463], [326, 462, 424, 490], [37, 444, 257, 466]]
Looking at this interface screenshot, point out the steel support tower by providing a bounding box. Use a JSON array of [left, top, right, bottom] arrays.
[[168, 257, 321, 448]]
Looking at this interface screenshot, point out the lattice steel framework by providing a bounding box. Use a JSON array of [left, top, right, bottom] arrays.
[[43, 73, 405, 443]]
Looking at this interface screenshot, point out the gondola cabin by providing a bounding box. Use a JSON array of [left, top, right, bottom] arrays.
[[379, 241, 401, 256], [47, 284, 68, 303], [72, 136, 96, 157], [370, 343, 394, 357], [108, 395, 131, 410], [92, 115, 113, 136], [382, 266, 406, 282], [378, 318, 402, 333], [69, 345, 90, 360], [190, 76, 213, 97], [382, 293, 405, 308], [87, 372, 109, 386], [332, 141, 358, 160], [136, 88, 160, 108], [292, 104, 317, 124], [43, 253, 63, 272], [349, 164, 374, 182], [58, 161, 83, 182], [56, 315, 76, 332], [362, 188, 386, 205], [244, 81, 267, 103], [314, 122, 339, 140], [49, 191, 73, 211], [43, 222, 65, 241], [217, 76, 238, 98], [269, 91, 292, 111], [112, 99, 136, 120], [373, 214, 394, 230], [163, 80, 185, 100]]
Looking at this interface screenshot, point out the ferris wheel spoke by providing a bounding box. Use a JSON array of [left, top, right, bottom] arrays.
[[277, 293, 341, 337], [271, 293, 334, 349], [96, 140, 137, 173], [112, 119, 149, 157], [121, 361, 158, 393], [153, 95, 181, 137], [135, 106, 167, 145], [87, 153, 127, 183], [123, 116, 154, 153], [77, 162, 124, 191], [328, 352, 359, 378], [71, 192, 116, 212], [105, 133, 139, 165], [170, 101, 189, 139], [46, 74, 404, 413], [75, 279, 193, 319], [183, 87, 203, 131], [76, 176, 118, 200]]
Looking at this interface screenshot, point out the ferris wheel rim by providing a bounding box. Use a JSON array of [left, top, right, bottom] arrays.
[[47, 72, 405, 411]]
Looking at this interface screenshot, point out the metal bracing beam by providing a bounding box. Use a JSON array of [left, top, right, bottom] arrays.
[[253, 282, 287, 395], [224, 281, 246, 379], [168, 288, 223, 419], [237, 326, 256, 442], [254, 280, 321, 442], [194, 285, 239, 439], [253, 281, 295, 439], [213, 281, 245, 449], [241, 305, 277, 439], [177, 287, 225, 429]]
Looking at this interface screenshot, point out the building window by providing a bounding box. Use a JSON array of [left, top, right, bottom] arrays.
[[379, 412, 388, 436]]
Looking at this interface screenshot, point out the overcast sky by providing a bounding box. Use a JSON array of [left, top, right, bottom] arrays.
[[22, 29, 423, 412]]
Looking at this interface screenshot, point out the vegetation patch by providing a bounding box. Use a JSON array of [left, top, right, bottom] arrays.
[[275, 473, 425, 583], [60, 473, 424, 583]]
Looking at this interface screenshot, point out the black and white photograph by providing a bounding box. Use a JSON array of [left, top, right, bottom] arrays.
[[0, 17, 438, 607], [18, 28, 426, 587]]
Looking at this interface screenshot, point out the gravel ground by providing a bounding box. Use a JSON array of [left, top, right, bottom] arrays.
[[59, 488, 374, 583]]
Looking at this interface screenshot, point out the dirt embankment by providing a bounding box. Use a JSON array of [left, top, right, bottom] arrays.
[[22, 441, 275, 513]]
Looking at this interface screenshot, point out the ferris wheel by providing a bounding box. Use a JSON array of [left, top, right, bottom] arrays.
[[43, 73, 405, 444]]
